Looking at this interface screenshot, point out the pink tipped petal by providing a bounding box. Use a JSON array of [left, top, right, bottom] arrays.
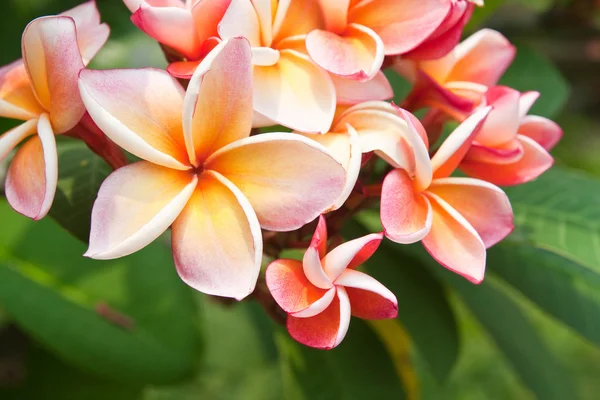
[[5, 114, 57, 220], [322, 232, 383, 281], [306, 24, 384, 80], [314, 215, 329, 258], [428, 177, 514, 248], [317, 0, 350, 33], [205, 133, 346, 231], [0, 119, 38, 163], [217, 0, 260, 46], [335, 269, 397, 319], [172, 170, 262, 300], [191, 0, 231, 45], [0, 60, 44, 121], [132, 4, 201, 60], [292, 287, 337, 318], [183, 38, 253, 165], [303, 245, 333, 290], [477, 87, 521, 146], [266, 258, 331, 314], [422, 192, 487, 284], [79, 68, 189, 169], [86, 162, 197, 259], [519, 115, 562, 151], [22, 16, 86, 133], [464, 140, 524, 165], [381, 169, 433, 244], [331, 71, 393, 105], [253, 49, 335, 133], [431, 106, 491, 179], [518, 91, 540, 118], [61, 0, 110, 64], [460, 134, 554, 186]]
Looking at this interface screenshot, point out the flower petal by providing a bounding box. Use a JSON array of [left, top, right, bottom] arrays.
[[287, 286, 351, 349], [331, 71, 393, 105], [460, 134, 554, 186], [61, 0, 110, 64], [191, 0, 231, 45], [518, 91, 540, 118], [317, 0, 350, 33], [253, 49, 335, 133], [422, 192, 486, 284], [518, 115, 562, 151], [0, 60, 44, 121], [22, 16, 85, 133], [292, 287, 337, 318], [266, 258, 331, 314], [172, 170, 262, 300], [477, 86, 521, 147], [272, 0, 324, 43], [79, 68, 189, 169], [306, 23, 384, 80], [303, 241, 333, 290], [336, 269, 398, 319], [464, 140, 524, 165], [381, 168, 432, 244], [183, 37, 253, 165], [217, 0, 261, 46], [431, 105, 491, 179], [86, 162, 197, 259], [322, 232, 383, 281], [428, 177, 514, 248], [205, 132, 346, 231], [167, 60, 201, 78], [0, 119, 38, 163]]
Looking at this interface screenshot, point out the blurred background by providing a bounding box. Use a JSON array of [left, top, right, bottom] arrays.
[[1, 0, 600, 399]]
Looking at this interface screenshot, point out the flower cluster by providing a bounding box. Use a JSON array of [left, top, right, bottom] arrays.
[[0, 0, 561, 349]]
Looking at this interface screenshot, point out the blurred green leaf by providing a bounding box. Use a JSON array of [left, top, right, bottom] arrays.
[[384, 68, 412, 104], [0, 200, 200, 384], [465, 0, 505, 31], [500, 44, 570, 118], [277, 319, 405, 400], [347, 216, 460, 383]]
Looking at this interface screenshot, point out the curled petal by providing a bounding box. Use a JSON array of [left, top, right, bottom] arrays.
[[381, 169, 432, 244], [422, 192, 487, 284], [464, 140, 524, 165], [22, 16, 85, 133], [292, 287, 336, 318], [5, 114, 57, 220], [191, 0, 231, 45], [336, 269, 398, 319], [85, 162, 197, 260], [428, 177, 514, 248], [217, 0, 261, 46], [0, 61, 44, 121], [518, 91, 540, 118], [0, 119, 38, 163], [331, 71, 393, 105], [172, 170, 262, 300], [322, 232, 383, 281], [519, 115, 562, 151], [61, 0, 110, 64], [477, 86, 521, 147], [253, 49, 335, 133], [303, 244, 333, 290], [317, 0, 350, 33], [79, 68, 189, 169], [205, 133, 346, 231]]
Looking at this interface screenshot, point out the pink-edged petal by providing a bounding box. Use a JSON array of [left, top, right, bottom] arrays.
[[317, 0, 350, 33], [306, 23, 384, 80], [266, 258, 331, 314], [422, 192, 487, 284], [5, 114, 57, 220], [0, 119, 38, 163], [460, 134, 554, 186], [79, 68, 189, 169], [61, 0, 110, 64], [253, 49, 335, 133], [477, 86, 521, 146], [287, 286, 351, 349], [86, 162, 197, 259], [518, 91, 540, 118], [205, 132, 346, 231], [322, 232, 383, 281], [191, 0, 231, 44], [303, 243, 333, 290], [313, 215, 329, 259], [217, 0, 260, 46], [167, 60, 201, 78], [428, 177, 514, 248], [132, 3, 201, 60], [183, 38, 253, 165], [519, 115, 562, 151], [172, 170, 262, 300], [22, 16, 85, 133], [331, 71, 393, 105], [335, 269, 397, 319], [381, 169, 432, 244], [431, 106, 491, 179], [349, 0, 450, 55], [464, 140, 524, 165], [0, 60, 44, 121], [292, 287, 337, 318]]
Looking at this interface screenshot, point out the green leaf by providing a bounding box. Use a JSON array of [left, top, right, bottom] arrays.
[[384, 68, 412, 104], [49, 138, 112, 243], [500, 44, 570, 118], [347, 215, 460, 383], [277, 319, 406, 400], [0, 199, 200, 384], [465, 0, 505, 31]]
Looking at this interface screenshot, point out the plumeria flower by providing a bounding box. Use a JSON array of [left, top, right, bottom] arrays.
[[460, 86, 562, 186], [395, 29, 515, 119], [0, 3, 109, 219], [78, 38, 347, 300], [123, 0, 230, 63], [266, 216, 397, 349], [380, 106, 514, 283]]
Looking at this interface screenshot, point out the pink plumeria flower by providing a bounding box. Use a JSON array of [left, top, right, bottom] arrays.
[[380, 107, 514, 283], [266, 216, 397, 349], [396, 29, 515, 119], [123, 0, 230, 62], [78, 38, 347, 300], [460, 86, 562, 186], [0, 3, 109, 219]]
